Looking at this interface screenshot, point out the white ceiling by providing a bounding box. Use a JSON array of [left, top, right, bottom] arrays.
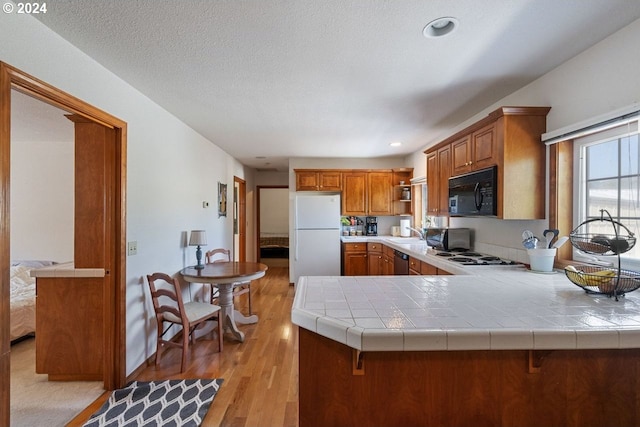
[[30, 0, 640, 171]]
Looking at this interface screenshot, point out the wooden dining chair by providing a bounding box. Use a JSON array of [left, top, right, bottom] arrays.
[[205, 248, 253, 315], [147, 272, 223, 373]]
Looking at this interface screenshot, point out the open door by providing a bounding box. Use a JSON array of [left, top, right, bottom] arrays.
[[0, 62, 127, 425]]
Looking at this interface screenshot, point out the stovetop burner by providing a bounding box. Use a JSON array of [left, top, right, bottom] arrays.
[[451, 257, 475, 263], [433, 250, 524, 267]]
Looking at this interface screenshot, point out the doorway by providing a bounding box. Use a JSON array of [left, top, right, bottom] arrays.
[[257, 186, 289, 268], [0, 62, 127, 425]]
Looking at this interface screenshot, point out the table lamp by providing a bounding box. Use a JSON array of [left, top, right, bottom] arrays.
[[189, 230, 207, 269]]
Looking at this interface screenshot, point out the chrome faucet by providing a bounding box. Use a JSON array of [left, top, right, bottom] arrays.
[[405, 226, 425, 240]]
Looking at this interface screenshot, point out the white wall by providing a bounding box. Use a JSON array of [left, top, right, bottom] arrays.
[[260, 188, 288, 234], [408, 18, 640, 261], [0, 11, 253, 375], [10, 138, 74, 262]]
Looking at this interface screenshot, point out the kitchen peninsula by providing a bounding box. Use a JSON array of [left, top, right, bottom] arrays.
[[292, 239, 640, 427]]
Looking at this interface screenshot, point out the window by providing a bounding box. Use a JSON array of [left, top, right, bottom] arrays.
[[574, 121, 640, 268]]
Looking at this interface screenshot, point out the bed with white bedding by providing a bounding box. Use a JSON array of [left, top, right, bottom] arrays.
[[10, 260, 55, 341]]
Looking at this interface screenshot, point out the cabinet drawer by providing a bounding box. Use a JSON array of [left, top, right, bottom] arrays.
[[343, 242, 367, 252], [367, 242, 382, 253], [409, 257, 421, 272]]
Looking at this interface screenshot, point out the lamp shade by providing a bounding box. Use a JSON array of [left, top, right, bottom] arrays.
[[189, 230, 207, 246]]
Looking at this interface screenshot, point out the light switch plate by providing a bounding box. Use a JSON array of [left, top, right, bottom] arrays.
[[127, 241, 137, 256]]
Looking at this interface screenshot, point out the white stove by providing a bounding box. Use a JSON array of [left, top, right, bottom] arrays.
[[433, 249, 524, 267]]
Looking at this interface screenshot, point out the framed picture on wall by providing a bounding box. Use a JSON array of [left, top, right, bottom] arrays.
[[218, 182, 227, 217]]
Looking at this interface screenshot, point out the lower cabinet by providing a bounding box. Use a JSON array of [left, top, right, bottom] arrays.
[[367, 243, 384, 275], [342, 242, 368, 276], [409, 257, 421, 275], [36, 277, 104, 380]]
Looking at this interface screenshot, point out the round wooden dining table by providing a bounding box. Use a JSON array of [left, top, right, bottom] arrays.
[[180, 262, 268, 342]]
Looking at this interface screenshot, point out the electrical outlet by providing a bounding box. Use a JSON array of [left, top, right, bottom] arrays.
[[127, 241, 138, 256]]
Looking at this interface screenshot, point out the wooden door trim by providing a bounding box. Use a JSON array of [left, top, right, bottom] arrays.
[[0, 62, 127, 424], [234, 176, 246, 262]]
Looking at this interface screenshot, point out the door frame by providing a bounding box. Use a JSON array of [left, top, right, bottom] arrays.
[[256, 185, 289, 262], [0, 62, 127, 425], [234, 176, 246, 262]]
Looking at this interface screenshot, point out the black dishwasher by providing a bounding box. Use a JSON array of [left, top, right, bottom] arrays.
[[393, 250, 409, 275]]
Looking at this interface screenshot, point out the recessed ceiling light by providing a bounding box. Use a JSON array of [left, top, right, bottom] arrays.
[[423, 17, 458, 38], [389, 141, 402, 147]]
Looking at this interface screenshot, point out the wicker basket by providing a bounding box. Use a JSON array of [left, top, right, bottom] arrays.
[[564, 265, 640, 296]]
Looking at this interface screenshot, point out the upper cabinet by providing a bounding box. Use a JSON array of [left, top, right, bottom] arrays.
[[425, 106, 551, 220], [295, 168, 412, 216], [342, 171, 368, 215], [426, 145, 451, 216], [392, 169, 413, 216], [295, 169, 342, 191], [451, 122, 497, 176], [367, 171, 393, 216]]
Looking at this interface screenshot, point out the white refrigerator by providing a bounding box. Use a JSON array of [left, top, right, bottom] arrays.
[[293, 194, 341, 285]]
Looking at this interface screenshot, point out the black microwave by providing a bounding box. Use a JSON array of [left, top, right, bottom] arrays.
[[448, 166, 497, 216]]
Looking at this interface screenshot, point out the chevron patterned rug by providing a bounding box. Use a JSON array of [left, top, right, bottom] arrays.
[[82, 378, 223, 427]]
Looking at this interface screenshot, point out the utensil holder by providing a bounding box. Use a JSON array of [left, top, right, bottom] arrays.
[[527, 248, 557, 272]]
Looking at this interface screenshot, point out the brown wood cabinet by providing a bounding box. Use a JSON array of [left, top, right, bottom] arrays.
[[392, 169, 413, 215], [451, 123, 498, 175], [382, 245, 394, 275], [367, 243, 384, 275], [425, 106, 550, 219], [299, 328, 640, 427], [408, 256, 421, 275], [342, 242, 368, 276], [295, 169, 342, 191], [367, 171, 392, 215], [296, 168, 412, 216], [426, 144, 451, 215], [341, 172, 368, 216], [36, 276, 104, 380]]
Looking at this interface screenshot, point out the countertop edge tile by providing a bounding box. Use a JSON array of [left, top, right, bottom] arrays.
[[533, 330, 577, 349], [403, 330, 447, 351], [619, 329, 640, 348], [446, 330, 491, 350], [317, 316, 352, 346], [490, 330, 534, 350], [361, 329, 404, 351]]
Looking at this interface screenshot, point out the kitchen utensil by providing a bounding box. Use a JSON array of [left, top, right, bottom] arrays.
[[553, 236, 569, 248], [522, 230, 537, 249], [543, 229, 559, 248]]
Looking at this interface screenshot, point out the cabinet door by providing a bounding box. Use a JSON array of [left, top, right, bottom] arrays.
[[342, 172, 367, 215], [319, 171, 342, 191], [420, 261, 438, 275], [426, 151, 439, 215], [451, 135, 472, 176], [471, 123, 497, 170], [409, 257, 421, 275], [343, 252, 368, 276], [367, 172, 392, 215], [437, 145, 451, 216], [296, 171, 320, 191], [367, 252, 384, 275], [382, 254, 393, 275]]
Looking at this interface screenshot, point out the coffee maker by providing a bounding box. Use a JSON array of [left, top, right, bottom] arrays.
[[365, 217, 378, 236]]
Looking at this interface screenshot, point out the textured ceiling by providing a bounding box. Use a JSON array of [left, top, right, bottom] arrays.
[[31, 0, 640, 171]]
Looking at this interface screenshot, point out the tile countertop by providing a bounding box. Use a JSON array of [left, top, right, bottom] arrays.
[[340, 235, 524, 275], [292, 245, 640, 351]]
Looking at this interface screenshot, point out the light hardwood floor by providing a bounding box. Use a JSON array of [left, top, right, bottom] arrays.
[[68, 266, 298, 427]]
